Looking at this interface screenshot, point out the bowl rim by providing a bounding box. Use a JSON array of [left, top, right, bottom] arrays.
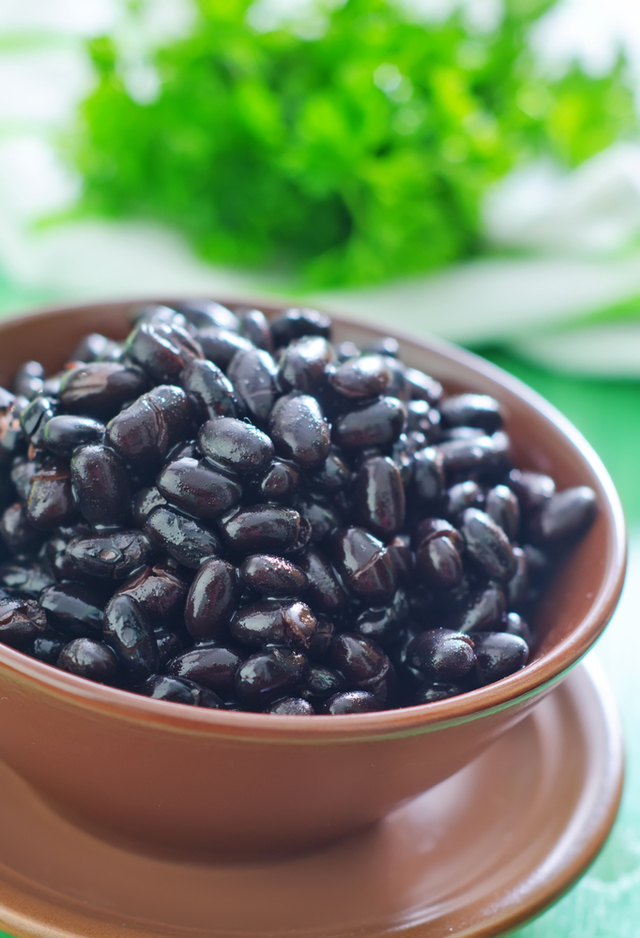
[[0, 298, 627, 741]]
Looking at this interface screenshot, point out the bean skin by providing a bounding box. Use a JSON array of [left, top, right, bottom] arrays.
[[444, 480, 483, 519], [235, 646, 308, 708], [57, 638, 120, 685], [125, 321, 203, 383], [103, 593, 159, 684], [71, 333, 119, 363], [330, 633, 389, 687], [278, 336, 334, 393], [439, 394, 503, 433], [230, 601, 318, 651], [332, 527, 397, 602], [197, 417, 274, 475], [0, 562, 54, 596], [144, 505, 221, 568], [473, 631, 529, 685], [167, 644, 244, 698], [180, 359, 243, 420], [106, 385, 192, 468], [416, 534, 463, 589], [27, 461, 75, 530], [40, 581, 106, 637], [460, 508, 517, 583], [31, 632, 66, 664], [414, 682, 464, 704], [506, 547, 529, 608], [354, 456, 405, 539], [118, 563, 188, 631], [508, 469, 555, 513], [504, 612, 533, 646], [59, 363, 148, 419], [293, 492, 341, 543], [529, 486, 597, 543], [43, 415, 105, 456], [329, 355, 393, 399], [404, 367, 442, 404], [407, 629, 476, 682], [155, 629, 184, 668], [0, 596, 47, 648], [65, 530, 153, 579], [184, 557, 239, 642], [157, 457, 242, 522], [132, 486, 167, 525], [446, 585, 507, 635], [266, 697, 315, 715], [0, 502, 43, 556], [71, 444, 131, 526], [333, 396, 406, 449], [174, 298, 240, 332], [13, 361, 44, 400], [247, 459, 299, 503], [142, 675, 224, 708], [297, 548, 347, 613], [239, 554, 308, 597], [321, 690, 381, 714], [485, 484, 520, 541], [227, 348, 278, 423], [219, 504, 301, 554], [196, 328, 253, 369], [270, 308, 331, 346], [301, 666, 346, 705], [240, 309, 273, 352], [412, 447, 445, 502], [269, 393, 331, 468]]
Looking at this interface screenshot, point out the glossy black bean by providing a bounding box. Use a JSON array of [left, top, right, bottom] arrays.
[[447, 585, 506, 634], [413, 682, 464, 704], [297, 548, 347, 613], [444, 480, 484, 519], [406, 400, 440, 439], [473, 631, 529, 685], [133, 303, 190, 330], [240, 308, 273, 352], [57, 638, 120, 684], [0, 396, 26, 464], [508, 469, 555, 513], [175, 298, 240, 332], [119, 563, 188, 631], [27, 461, 75, 530], [247, 459, 300, 503], [132, 485, 167, 525], [0, 596, 47, 647], [167, 644, 244, 698], [333, 527, 397, 602], [404, 368, 442, 404], [59, 363, 148, 419], [19, 395, 56, 447], [40, 580, 106, 637], [330, 632, 390, 689], [184, 557, 239, 641], [300, 666, 346, 705], [155, 629, 184, 668], [239, 554, 308, 597], [106, 385, 192, 467], [356, 588, 409, 645], [219, 504, 301, 554], [227, 347, 278, 423], [439, 394, 503, 433], [413, 517, 462, 550], [354, 456, 405, 539], [103, 593, 158, 683], [142, 674, 223, 707], [0, 503, 43, 556], [266, 697, 315, 715], [460, 508, 517, 582], [333, 396, 406, 449], [522, 544, 550, 584], [529, 486, 597, 543], [197, 327, 253, 369], [0, 561, 54, 596], [416, 534, 463, 589], [71, 333, 119, 363], [65, 530, 153, 579], [180, 358, 243, 421], [407, 629, 475, 681], [31, 632, 66, 664], [43, 416, 105, 457], [435, 434, 498, 477], [235, 646, 308, 708], [10, 458, 36, 502], [307, 448, 350, 493], [412, 447, 445, 501], [387, 535, 414, 583], [230, 600, 317, 651], [329, 355, 393, 400], [269, 393, 331, 469], [485, 484, 520, 541], [506, 546, 529, 608], [13, 361, 44, 400], [156, 456, 241, 522], [321, 690, 381, 714], [270, 307, 331, 346], [293, 493, 341, 543], [125, 321, 203, 383], [278, 336, 334, 393], [504, 611, 533, 646], [197, 416, 274, 474], [144, 505, 221, 568], [70, 444, 131, 526]]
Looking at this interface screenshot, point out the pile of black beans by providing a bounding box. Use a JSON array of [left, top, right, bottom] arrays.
[[0, 301, 597, 714]]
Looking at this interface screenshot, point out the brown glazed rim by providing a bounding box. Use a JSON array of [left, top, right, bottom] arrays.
[[0, 299, 627, 742]]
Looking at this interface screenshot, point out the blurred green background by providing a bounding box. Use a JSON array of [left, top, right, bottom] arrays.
[[2, 0, 640, 935]]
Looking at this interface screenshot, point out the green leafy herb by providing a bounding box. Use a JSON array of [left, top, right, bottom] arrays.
[[68, 0, 636, 288]]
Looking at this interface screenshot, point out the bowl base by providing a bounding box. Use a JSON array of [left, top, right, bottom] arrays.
[[0, 659, 623, 938]]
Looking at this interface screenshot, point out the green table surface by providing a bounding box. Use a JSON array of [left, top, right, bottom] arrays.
[[0, 305, 639, 938]]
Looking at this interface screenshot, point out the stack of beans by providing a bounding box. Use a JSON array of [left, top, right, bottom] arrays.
[[0, 302, 596, 714]]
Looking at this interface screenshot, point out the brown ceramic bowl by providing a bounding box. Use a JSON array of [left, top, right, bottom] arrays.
[[0, 299, 626, 861]]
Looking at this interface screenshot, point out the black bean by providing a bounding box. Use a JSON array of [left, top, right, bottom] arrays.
[[404, 368, 442, 404], [407, 629, 475, 682], [70, 444, 131, 526], [529, 486, 597, 543], [27, 461, 76, 530], [354, 456, 405, 539], [506, 546, 529, 608], [270, 308, 331, 346], [13, 361, 44, 400], [444, 480, 484, 518], [412, 447, 445, 502], [329, 355, 393, 400], [197, 416, 274, 474], [297, 548, 347, 613], [43, 416, 105, 456], [293, 492, 341, 543], [247, 459, 300, 503], [155, 629, 184, 668], [508, 469, 555, 512], [118, 563, 188, 631], [57, 638, 120, 684], [332, 527, 397, 602], [20, 396, 56, 447], [414, 682, 465, 704], [240, 308, 273, 352], [11, 459, 36, 502], [71, 333, 119, 363], [416, 534, 463, 589], [269, 393, 331, 469], [460, 508, 517, 582], [504, 612, 533, 646], [175, 298, 240, 332], [197, 327, 253, 369], [0, 503, 43, 556], [156, 456, 242, 522], [267, 697, 315, 715], [227, 347, 278, 423], [439, 394, 503, 433], [142, 674, 223, 708], [447, 585, 506, 634], [333, 396, 406, 449], [103, 593, 159, 683], [0, 562, 54, 596], [106, 385, 192, 467], [132, 485, 167, 525], [144, 505, 221, 568], [230, 600, 317, 651], [59, 363, 148, 419], [219, 504, 301, 554], [184, 557, 239, 641], [0, 596, 47, 647], [65, 530, 153, 579], [485, 484, 520, 541], [473, 631, 529, 685], [40, 580, 106, 637], [321, 690, 381, 714], [125, 321, 203, 383], [32, 632, 66, 664], [235, 646, 308, 708], [180, 359, 243, 420], [167, 644, 244, 698], [301, 665, 346, 705], [239, 554, 308, 596], [307, 448, 350, 493], [278, 336, 334, 392], [387, 535, 414, 583], [355, 589, 409, 644]]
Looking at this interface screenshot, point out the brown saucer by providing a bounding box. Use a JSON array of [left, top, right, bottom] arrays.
[[0, 658, 622, 938]]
